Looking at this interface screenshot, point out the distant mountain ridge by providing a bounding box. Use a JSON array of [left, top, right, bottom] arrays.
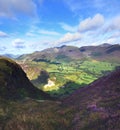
[[2, 54, 20, 59], [17, 43, 120, 63]]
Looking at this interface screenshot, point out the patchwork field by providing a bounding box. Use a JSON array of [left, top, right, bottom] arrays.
[[18, 58, 118, 97]]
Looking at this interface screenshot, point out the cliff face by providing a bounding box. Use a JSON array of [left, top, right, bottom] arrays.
[[0, 57, 51, 100]]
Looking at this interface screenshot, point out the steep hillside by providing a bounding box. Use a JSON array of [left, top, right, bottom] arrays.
[[0, 57, 51, 100], [62, 68, 120, 129], [85, 44, 120, 62], [18, 45, 80, 62]]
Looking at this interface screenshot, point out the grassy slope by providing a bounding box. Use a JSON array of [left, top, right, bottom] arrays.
[[0, 99, 70, 130], [62, 68, 120, 130]]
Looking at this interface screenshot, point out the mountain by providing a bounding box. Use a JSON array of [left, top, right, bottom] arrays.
[[17, 45, 80, 62], [62, 68, 120, 129], [0, 57, 51, 100], [2, 54, 20, 59], [17, 44, 120, 63], [82, 44, 120, 62]]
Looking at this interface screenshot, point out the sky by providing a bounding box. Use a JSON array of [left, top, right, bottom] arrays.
[[0, 0, 120, 55]]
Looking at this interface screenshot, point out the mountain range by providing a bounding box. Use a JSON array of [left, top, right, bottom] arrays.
[[2, 54, 20, 59], [18, 43, 120, 63]]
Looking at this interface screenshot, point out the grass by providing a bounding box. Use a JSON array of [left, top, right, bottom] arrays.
[[0, 99, 72, 130]]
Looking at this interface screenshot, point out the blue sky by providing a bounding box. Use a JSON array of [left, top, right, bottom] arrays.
[[0, 0, 120, 54]]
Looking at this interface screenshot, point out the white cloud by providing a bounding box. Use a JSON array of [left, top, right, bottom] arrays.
[[105, 37, 117, 44], [113, 16, 120, 29], [0, 31, 8, 37], [78, 14, 104, 32], [12, 38, 25, 49], [64, 0, 120, 15], [57, 32, 82, 44], [53, 14, 120, 47], [26, 24, 61, 37], [38, 29, 60, 36], [102, 15, 120, 34], [109, 31, 120, 39], [60, 23, 78, 32], [108, 16, 120, 31], [0, 0, 37, 18]]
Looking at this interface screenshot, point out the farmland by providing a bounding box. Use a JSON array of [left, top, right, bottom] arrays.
[[19, 58, 118, 97]]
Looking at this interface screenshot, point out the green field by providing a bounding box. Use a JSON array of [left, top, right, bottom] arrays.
[[19, 59, 118, 97]]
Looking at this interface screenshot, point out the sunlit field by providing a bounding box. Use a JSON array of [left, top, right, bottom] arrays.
[[19, 58, 118, 97]]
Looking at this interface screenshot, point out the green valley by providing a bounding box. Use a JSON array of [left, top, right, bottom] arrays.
[[17, 44, 120, 97], [18, 58, 118, 97]]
